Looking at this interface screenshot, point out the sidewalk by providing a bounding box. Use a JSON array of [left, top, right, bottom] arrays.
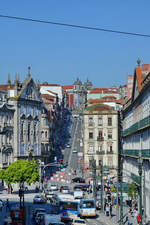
[[97, 205, 137, 225]]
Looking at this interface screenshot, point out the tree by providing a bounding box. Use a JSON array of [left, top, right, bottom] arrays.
[[128, 182, 138, 200], [0, 159, 39, 187]]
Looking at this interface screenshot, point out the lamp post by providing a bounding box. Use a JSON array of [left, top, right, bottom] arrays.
[[92, 158, 97, 203], [119, 157, 123, 225], [99, 160, 103, 211]]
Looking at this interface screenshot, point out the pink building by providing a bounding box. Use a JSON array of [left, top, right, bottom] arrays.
[[127, 74, 134, 100]]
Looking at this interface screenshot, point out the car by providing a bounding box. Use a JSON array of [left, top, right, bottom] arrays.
[[72, 218, 86, 225], [32, 208, 46, 220], [33, 195, 47, 204], [35, 211, 46, 224], [44, 189, 54, 200], [72, 149, 77, 153], [66, 144, 71, 148], [60, 185, 70, 193], [72, 177, 85, 183], [41, 214, 63, 225], [49, 184, 58, 191]]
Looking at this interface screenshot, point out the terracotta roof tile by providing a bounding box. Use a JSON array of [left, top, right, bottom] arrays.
[[85, 103, 113, 111], [40, 83, 60, 86]]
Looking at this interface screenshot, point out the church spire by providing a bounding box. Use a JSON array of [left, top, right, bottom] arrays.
[[27, 66, 31, 77], [7, 74, 11, 85]]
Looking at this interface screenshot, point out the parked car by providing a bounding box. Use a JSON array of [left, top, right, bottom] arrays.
[[60, 185, 70, 193], [33, 195, 47, 204], [72, 177, 85, 183]]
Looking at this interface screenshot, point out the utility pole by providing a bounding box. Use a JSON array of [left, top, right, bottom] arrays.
[[119, 157, 123, 225], [92, 158, 97, 203], [99, 160, 103, 211]]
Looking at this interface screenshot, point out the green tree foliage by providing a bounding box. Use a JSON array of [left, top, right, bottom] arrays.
[[128, 182, 137, 199], [0, 159, 39, 186], [110, 185, 116, 193]]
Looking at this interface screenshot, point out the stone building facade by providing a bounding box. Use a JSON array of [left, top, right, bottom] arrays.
[[83, 104, 118, 177]]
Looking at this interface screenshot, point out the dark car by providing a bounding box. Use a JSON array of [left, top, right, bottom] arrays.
[[74, 185, 83, 191], [72, 177, 85, 183]]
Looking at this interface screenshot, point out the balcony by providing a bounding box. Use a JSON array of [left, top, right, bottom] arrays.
[[121, 149, 150, 158], [96, 151, 105, 155], [88, 122, 94, 127], [107, 151, 114, 154], [87, 151, 94, 155], [123, 115, 150, 137], [97, 136, 104, 141]]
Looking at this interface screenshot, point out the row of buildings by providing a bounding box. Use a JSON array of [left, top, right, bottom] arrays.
[[81, 61, 150, 222]]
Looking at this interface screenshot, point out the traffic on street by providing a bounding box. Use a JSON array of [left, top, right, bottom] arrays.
[[0, 113, 138, 225]]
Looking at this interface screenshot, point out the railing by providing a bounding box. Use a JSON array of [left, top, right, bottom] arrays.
[[88, 122, 94, 127], [97, 136, 104, 141], [123, 115, 150, 137], [87, 151, 95, 155], [96, 151, 105, 155], [107, 151, 114, 154], [121, 149, 150, 158], [131, 172, 140, 185]]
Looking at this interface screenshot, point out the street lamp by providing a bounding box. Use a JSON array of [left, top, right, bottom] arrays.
[[91, 158, 97, 203], [99, 160, 103, 211]]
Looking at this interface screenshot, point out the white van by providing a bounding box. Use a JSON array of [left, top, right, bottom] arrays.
[[42, 214, 63, 225]]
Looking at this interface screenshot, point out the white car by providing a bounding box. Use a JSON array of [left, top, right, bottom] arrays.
[[72, 218, 86, 225], [73, 149, 77, 153], [49, 184, 58, 191]]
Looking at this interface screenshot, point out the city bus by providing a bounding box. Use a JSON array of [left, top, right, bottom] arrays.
[[78, 199, 96, 218], [56, 193, 80, 222]]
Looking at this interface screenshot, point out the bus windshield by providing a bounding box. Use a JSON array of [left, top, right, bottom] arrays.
[[82, 201, 95, 208], [61, 202, 78, 211]]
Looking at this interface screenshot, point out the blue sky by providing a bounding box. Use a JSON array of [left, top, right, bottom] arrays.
[[1, 0, 150, 87]]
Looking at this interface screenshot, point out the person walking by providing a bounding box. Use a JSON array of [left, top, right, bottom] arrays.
[[136, 213, 140, 225], [109, 203, 112, 218], [127, 208, 132, 225], [6, 199, 10, 212], [105, 203, 109, 216]]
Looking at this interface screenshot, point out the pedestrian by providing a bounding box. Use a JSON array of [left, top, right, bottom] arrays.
[[105, 203, 109, 216], [109, 203, 112, 218], [127, 209, 132, 225], [136, 213, 140, 225]]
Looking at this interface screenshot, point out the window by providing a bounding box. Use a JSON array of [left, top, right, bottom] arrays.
[[98, 130, 103, 137], [89, 132, 93, 139], [108, 130, 112, 139], [45, 131, 48, 138], [108, 117, 112, 126], [27, 122, 30, 142], [20, 121, 24, 142], [98, 118, 102, 126], [98, 145, 103, 152], [89, 117, 93, 126], [33, 123, 36, 142], [89, 145, 94, 152], [108, 145, 113, 153]]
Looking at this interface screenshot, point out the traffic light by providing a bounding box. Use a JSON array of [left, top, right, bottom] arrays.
[[59, 159, 63, 168]]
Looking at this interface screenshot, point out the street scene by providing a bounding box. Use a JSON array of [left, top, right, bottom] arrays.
[[1, 1, 150, 225]]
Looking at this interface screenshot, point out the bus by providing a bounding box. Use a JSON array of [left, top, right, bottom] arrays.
[[78, 199, 96, 218], [55, 193, 80, 222]]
